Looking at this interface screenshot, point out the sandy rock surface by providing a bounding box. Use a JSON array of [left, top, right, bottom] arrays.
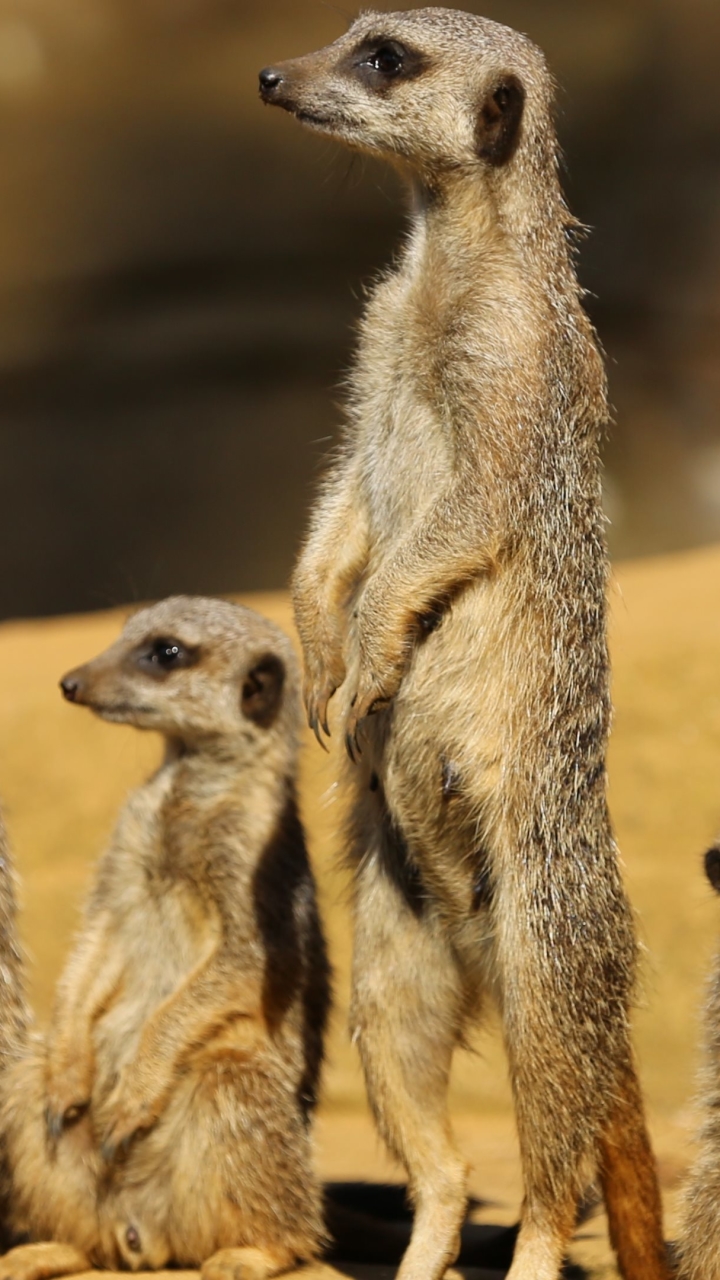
[[0, 544, 719, 1277]]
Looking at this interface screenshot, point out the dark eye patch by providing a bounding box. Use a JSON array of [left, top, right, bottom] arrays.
[[136, 636, 198, 676]]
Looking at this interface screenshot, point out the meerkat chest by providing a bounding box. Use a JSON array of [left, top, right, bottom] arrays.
[[111, 807, 213, 954], [354, 281, 456, 543], [110, 769, 208, 889], [94, 781, 218, 1047]]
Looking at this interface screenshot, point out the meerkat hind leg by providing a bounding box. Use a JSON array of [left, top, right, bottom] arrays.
[[0, 1243, 91, 1280], [351, 850, 469, 1280], [598, 1058, 670, 1280], [502, 1013, 580, 1279]]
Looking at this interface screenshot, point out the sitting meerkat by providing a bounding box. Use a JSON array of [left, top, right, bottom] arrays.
[[676, 844, 720, 1280], [0, 596, 330, 1280], [260, 11, 669, 1280]]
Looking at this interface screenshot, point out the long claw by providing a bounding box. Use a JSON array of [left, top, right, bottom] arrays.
[[346, 709, 365, 762], [101, 1129, 134, 1164], [45, 1106, 64, 1141], [101, 1138, 116, 1163], [308, 708, 329, 752], [317, 692, 332, 739]]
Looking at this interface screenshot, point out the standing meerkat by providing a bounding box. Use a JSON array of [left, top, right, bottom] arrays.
[[260, 11, 669, 1280], [0, 596, 330, 1280], [676, 844, 720, 1280]]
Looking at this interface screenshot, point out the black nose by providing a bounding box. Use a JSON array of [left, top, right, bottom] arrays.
[[60, 676, 80, 702], [259, 67, 283, 98]]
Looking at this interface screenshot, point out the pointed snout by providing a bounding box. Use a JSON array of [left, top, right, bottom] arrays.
[[258, 56, 319, 115], [259, 65, 285, 102], [60, 667, 87, 705]]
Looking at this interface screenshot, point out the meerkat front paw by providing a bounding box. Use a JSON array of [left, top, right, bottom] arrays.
[[295, 595, 348, 746], [201, 1246, 295, 1280], [302, 643, 347, 746], [45, 1052, 93, 1138], [344, 608, 411, 760], [99, 1072, 163, 1161], [344, 677, 395, 763], [304, 661, 345, 747], [344, 656, 405, 762]]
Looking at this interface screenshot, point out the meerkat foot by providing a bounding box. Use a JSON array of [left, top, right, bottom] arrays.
[[505, 1207, 574, 1280], [201, 1245, 295, 1280], [0, 1243, 91, 1280], [393, 1184, 466, 1280]]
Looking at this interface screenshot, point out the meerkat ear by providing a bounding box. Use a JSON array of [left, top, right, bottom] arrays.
[[477, 74, 525, 166], [241, 653, 285, 729], [705, 845, 720, 894]]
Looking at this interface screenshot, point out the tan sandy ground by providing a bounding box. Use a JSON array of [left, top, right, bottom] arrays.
[[1, 543, 719, 1278]]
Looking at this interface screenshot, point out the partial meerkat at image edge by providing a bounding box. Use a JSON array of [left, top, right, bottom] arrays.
[[0, 596, 330, 1280], [261, 9, 670, 1280], [676, 844, 720, 1280]]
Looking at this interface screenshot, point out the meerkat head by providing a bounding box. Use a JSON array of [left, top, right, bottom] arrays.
[[101, 1209, 170, 1273], [259, 8, 554, 184], [59, 596, 301, 751]]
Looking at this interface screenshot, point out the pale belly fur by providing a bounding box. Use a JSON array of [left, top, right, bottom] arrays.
[[91, 876, 217, 1100]]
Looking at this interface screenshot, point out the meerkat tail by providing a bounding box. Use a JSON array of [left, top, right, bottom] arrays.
[[675, 847, 720, 1280], [598, 1058, 670, 1280]]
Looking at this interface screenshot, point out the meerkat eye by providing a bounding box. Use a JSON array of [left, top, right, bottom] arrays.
[[125, 1226, 142, 1254], [137, 636, 198, 674], [366, 42, 406, 76], [150, 639, 184, 667]]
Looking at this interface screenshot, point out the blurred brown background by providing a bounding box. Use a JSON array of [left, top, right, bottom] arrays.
[[0, 0, 718, 619]]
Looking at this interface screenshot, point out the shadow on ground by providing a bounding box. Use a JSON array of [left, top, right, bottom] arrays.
[[323, 1182, 588, 1279]]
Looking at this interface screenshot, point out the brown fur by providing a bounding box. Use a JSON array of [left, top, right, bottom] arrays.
[[0, 814, 30, 1248], [260, 11, 668, 1280], [0, 597, 330, 1279], [676, 844, 720, 1280]]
